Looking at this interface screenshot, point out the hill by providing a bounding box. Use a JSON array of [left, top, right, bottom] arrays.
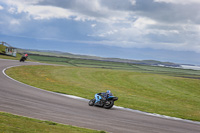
[[18, 48, 180, 67]]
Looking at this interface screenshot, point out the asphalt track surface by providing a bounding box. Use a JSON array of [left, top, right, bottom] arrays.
[[0, 59, 200, 133]]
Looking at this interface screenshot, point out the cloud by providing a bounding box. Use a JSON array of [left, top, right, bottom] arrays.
[[91, 24, 96, 28], [1, 0, 133, 22], [154, 0, 200, 5], [23, 5, 75, 20], [130, 0, 136, 5], [10, 19, 20, 25], [0, 0, 200, 54], [0, 5, 3, 10]]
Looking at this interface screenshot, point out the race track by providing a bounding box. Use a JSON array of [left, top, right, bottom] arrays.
[[0, 59, 200, 133]]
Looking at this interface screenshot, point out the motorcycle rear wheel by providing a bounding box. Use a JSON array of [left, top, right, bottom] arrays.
[[88, 99, 95, 106]]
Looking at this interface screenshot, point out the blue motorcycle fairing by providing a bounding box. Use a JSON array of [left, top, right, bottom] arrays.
[[108, 96, 115, 99], [95, 94, 102, 103], [107, 96, 118, 101]]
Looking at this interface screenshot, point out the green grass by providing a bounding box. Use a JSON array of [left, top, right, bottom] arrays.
[[0, 112, 104, 133], [0, 54, 22, 60], [28, 54, 200, 79], [6, 65, 200, 121]]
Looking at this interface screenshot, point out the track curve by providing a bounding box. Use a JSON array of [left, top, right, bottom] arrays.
[[0, 59, 200, 133]]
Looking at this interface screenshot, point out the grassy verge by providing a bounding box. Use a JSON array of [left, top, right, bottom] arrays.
[[6, 65, 200, 121], [0, 54, 21, 60], [28, 54, 200, 79], [0, 112, 105, 133]]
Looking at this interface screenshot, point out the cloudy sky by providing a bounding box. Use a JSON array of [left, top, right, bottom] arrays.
[[0, 0, 200, 65]]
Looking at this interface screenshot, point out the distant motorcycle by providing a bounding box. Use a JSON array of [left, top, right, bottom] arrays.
[[19, 57, 26, 62], [88, 93, 118, 109], [20, 54, 28, 62]]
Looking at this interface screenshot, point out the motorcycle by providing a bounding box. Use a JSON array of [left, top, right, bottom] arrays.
[[19, 56, 27, 62], [88, 93, 118, 109], [19, 54, 28, 62]]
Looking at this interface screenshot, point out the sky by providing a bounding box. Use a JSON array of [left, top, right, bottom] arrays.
[[0, 0, 200, 65]]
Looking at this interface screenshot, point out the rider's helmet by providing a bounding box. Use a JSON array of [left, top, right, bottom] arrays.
[[106, 90, 112, 97], [107, 90, 111, 94]]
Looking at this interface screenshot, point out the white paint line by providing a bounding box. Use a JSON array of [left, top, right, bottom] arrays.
[[58, 93, 89, 101], [2, 65, 200, 125], [113, 105, 200, 125]]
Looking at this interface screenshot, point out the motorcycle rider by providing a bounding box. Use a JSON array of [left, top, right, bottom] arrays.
[[24, 53, 28, 59], [20, 53, 28, 62], [21, 53, 28, 59], [89, 90, 118, 109], [97, 90, 113, 100]]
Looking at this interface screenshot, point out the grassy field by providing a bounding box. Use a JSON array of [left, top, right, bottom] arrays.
[[0, 54, 21, 60], [0, 112, 104, 133], [6, 65, 200, 121], [28, 54, 200, 79]]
